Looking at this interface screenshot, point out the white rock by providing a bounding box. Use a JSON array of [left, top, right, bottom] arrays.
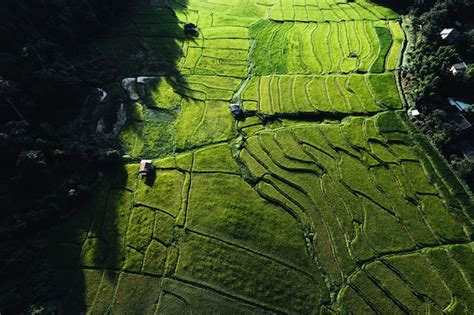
[[121, 78, 140, 101]]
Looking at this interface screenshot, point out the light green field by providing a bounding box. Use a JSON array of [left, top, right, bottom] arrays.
[[45, 0, 474, 313], [250, 20, 398, 75]]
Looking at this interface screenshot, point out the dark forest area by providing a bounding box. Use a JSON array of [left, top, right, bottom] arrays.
[[0, 0, 130, 312], [0, 0, 129, 239]]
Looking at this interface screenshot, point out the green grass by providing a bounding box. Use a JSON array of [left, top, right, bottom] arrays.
[[119, 107, 177, 158], [363, 198, 415, 253], [101, 189, 133, 269], [40, 0, 474, 313], [338, 286, 374, 314], [348, 271, 405, 314], [146, 78, 183, 109], [135, 170, 184, 216], [158, 278, 273, 313], [341, 117, 368, 148], [154, 211, 176, 245], [426, 248, 474, 311], [193, 143, 240, 173], [88, 271, 120, 314], [250, 20, 393, 75], [365, 262, 426, 312], [186, 173, 315, 271], [386, 20, 405, 70], [386, 252, 452, 309], [370, 25, 393, 73], [419, 195, 468, 241], [128, 102, 145, 121], [110, 273, 162, 313], [368, 73, 402, 109], [127, 206, 155, 252], [176, 232, 324, 313], [143, 240, 167, 275], [449, 244, 474, 285]]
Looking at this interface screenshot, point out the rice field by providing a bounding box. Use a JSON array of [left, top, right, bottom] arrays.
[[45, 0, 474, 313], [250, 19, 404, 75]]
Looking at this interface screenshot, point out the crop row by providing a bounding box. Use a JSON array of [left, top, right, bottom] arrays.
[[250, 20, 404, 75], [269, 1, 399, 22], [56, 117, 474, 314], [340, 244, 474, 313], [121, 3, 403, 78], [239, 115, 470, 286], [79, 183, 179, 274], [175, 231, 323, 313], [74, 270, 162, 314], [156, 278, 275, 314], [166, 0, 399, 22], [67, 147, 324, 312], [241, 73, 402, 115], [132, 7, 252, 78]]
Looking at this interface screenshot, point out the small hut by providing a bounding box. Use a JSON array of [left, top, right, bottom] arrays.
[[410, 109, 420, 118], [139, 160, 153, 176], [448, 98, 473, 112], [440, 28, 461, 43], [229, 103, 243, 118], [449, 62, 468, 76]]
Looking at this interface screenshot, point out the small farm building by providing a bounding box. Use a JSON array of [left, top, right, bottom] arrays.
[[139, 160, 153, 175], [230, 103, 243, 118], [450, 62, 468, 76], [440, 28, 461, 43], [448, 98, 473, 112], [410, 109, 420, 117]]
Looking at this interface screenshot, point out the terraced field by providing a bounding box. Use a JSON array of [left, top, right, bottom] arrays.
[[47, 0, 474, 313]]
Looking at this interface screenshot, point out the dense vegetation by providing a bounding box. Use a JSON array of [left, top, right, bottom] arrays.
[[0, 0, 129, 311], [0, 0, 134, 234], [391, 0, 474, 186], [1, 0, 473, 313]]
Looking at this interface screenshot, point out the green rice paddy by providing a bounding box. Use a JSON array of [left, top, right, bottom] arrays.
[[47, 0, 474, 313]]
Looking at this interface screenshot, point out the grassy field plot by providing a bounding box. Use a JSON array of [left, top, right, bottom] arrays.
[[241, 73, 401, 115], [250, 20, 402, 75]]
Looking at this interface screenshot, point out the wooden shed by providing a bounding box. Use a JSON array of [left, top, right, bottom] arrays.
[[139, 160, 153, 175]]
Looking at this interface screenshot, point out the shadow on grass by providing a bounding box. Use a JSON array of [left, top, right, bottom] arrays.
[[111, 0, 203, 158], [32, 165, 133, 313], [38, 1, 190, 313], [83, 0, 191, 93], [145, 171, 157, 187]]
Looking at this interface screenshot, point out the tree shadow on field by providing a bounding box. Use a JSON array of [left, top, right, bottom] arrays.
[[75, 0, 192, 98], [0, 0, 191, 313], [37, 0, 191, 313], [114, 0, 203, 159], [34, 165, 132, 313]]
